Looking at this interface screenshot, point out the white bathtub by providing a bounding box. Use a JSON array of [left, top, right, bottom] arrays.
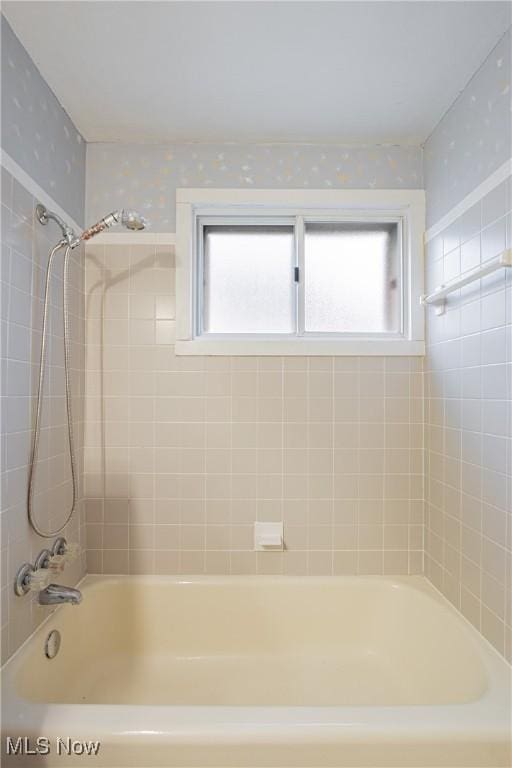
[[1, 575, 510, 767]]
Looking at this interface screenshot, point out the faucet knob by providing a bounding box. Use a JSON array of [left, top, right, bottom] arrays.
[[29, 569, 52, 591], [14, 563, 51, 595], [64, 542, 81, 561], [48, 555, 66, 573], [47, 540, 81, 573]]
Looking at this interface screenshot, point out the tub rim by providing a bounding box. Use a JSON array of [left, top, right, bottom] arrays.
[[1, 574, 510, 746]]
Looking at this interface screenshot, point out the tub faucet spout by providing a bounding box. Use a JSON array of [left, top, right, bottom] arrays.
[[38, 584, 82, 606]]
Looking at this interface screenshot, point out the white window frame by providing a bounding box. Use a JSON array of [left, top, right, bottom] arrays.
[[176, 188, 425, 356]]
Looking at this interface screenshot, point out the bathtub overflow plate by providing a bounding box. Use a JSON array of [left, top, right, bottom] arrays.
[[45, 629, 61, 659]]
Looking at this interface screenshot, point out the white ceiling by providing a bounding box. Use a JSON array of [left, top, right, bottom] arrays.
[[3, 1, 511, 145]]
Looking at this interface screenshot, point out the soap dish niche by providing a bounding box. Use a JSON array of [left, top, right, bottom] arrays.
[[254, 522, 283, 551]]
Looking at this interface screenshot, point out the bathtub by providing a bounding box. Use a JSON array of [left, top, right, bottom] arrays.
[[1, 575, 510, 767]]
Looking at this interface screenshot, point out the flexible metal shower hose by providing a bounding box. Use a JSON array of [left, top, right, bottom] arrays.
[[27, 241, 78, 537]]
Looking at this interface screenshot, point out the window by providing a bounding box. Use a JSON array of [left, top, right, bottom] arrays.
[[203, 224, 295, 334], [304, 221, 401, 334], [176, 189, 425, 355]]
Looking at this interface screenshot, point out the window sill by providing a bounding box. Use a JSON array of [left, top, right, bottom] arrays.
[[175, 339, 425, 356]]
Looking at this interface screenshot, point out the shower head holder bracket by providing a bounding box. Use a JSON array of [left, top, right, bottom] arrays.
[[36, 204, 80, 248]]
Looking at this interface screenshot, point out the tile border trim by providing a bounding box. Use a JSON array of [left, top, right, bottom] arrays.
[[1, 149, 82, 233], [89, 232, 176, 245], [425, 157, 512, 243]]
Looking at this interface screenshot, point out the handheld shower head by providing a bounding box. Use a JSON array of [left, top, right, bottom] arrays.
[[119, 209, 147, 231], [80, 209, 148, 241], [36, 205, 148, 248]]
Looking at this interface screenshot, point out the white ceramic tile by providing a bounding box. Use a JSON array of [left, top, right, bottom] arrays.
[[0, 170, 86, 665], [425, 204, 511, 661]]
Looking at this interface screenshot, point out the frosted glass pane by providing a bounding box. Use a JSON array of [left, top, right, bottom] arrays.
[[305, 222, 400, 333], [204, 225, 295, 333]]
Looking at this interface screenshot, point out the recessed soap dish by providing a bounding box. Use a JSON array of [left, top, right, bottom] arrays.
[[254, 522, 283, 551]]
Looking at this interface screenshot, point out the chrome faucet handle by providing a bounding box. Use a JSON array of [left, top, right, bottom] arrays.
[[48, 555, 66, 573], [14, 563, 51, 596], [48, 540, 81, 572], [14, 538, 83, 597], [63, 542, 81, 561], [29, 569, 52, 591]]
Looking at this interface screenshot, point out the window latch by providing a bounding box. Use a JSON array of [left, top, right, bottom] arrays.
[[294, 266, 300, 283]]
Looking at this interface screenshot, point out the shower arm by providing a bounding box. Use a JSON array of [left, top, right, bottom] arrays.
[[36, 204, 80, 249]]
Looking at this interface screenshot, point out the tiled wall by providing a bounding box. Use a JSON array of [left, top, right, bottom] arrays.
[[1, 16, 86, 226], [84, 242, 424, 576], [424, 176, 512, 661], [0, 168, 86, 664], [86, 142, 423, 232]]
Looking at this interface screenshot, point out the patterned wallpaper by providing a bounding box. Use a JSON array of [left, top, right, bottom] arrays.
[[0, 16, 86, 225], [1, 5, 509, 233], [424, 25, 511, 228], [86, 142, 423, 232]]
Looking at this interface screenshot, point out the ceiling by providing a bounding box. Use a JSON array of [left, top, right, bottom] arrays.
[[3, 1, 511, 145]]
